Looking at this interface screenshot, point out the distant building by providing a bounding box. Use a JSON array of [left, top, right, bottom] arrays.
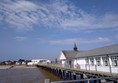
[[4, 60, 13, 65], [59, 43, 118, 74], [27, 59, 51, 65], [15, 59, 26, 65]]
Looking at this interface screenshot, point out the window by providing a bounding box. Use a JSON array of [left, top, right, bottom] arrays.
[[102, 57, 108, 66], [90, 58, 94, 66], [111, 55, 118, 66], [96, 57, 101, 66], [85, 58, 89, 64]]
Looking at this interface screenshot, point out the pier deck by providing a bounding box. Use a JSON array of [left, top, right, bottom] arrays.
[[37, 64, 118, 77], [37, 64, 118, 83]]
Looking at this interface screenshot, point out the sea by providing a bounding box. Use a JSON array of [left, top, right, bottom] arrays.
[[0, 66, 60, 83]]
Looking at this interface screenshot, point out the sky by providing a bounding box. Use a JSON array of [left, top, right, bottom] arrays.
[[0, 0, 118, 61]]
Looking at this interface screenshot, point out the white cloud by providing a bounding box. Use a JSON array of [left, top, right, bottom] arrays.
[[0, 0, 118, 31], [49, 37, 111, 45], [61, 13, 118, 30], [15, 36, 27, 41], [0, 0, 40, 31]]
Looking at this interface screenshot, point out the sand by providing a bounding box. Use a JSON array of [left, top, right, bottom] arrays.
[[0, 65, 36, 69]]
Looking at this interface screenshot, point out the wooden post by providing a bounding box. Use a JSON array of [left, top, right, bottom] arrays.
[[44, 79, 50, 83], [95, 65, 97, 73], [107, 55, 112, 75]]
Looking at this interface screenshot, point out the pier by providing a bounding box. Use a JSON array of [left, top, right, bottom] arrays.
[[37, 64, 118, 83]]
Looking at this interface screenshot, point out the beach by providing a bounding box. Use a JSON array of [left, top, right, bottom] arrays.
[[0, 65, 34, 69], [0, 65, 60, 83]]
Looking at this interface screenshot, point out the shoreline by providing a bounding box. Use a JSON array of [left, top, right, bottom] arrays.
[[0, 65, 36, 69]]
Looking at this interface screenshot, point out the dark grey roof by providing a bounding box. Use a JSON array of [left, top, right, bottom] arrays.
[[75, 44, 118, 58], [62, 50, 80, 59]]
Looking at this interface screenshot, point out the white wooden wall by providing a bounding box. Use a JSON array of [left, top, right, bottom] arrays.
[[75, 57, 118, 74]]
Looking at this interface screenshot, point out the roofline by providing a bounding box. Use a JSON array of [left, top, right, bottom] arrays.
[[86, 43, 118, 51], [75, 52, 118, 59]]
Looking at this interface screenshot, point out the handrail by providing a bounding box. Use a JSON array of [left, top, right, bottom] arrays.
[[38, 63, 118, 77], [50, 76, 118, 83]]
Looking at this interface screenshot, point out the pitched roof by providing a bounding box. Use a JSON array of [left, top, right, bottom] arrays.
[[62, 50, 80, 59], [75, 43, 118, 58]]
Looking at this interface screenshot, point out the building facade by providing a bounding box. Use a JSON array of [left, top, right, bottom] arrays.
[[59, 43, 118, 74], [59, 43, 79, 68], [75, 44, 118, 74]]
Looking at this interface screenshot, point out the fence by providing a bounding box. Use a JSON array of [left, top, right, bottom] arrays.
[[45, 76, 118, 83]]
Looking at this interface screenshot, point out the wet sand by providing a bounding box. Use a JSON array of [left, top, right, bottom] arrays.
[[0, 65, 35, 69], [38, 67, 60, 82], [0, 65, 60, 83]]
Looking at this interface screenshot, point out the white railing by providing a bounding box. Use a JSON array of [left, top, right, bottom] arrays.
[[38, 63, 118, 75]]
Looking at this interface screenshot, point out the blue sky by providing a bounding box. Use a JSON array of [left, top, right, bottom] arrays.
[[0, 0, 118, 61]]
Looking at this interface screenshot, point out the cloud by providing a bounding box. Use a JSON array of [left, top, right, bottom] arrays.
[[49, 37, 111, 45], [15, 36, 27, 41], [0, 0, 118, 31], [60, 13, 118, 30], [0, 0, 40, 31]]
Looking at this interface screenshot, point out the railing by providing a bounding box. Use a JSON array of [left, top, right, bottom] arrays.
[[45, 77, 118, 83], [37, 63, 118, 83], [38, 63, 118, 76]]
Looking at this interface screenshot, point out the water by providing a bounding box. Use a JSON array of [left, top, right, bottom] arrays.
[[0, 67, 60, 83]]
